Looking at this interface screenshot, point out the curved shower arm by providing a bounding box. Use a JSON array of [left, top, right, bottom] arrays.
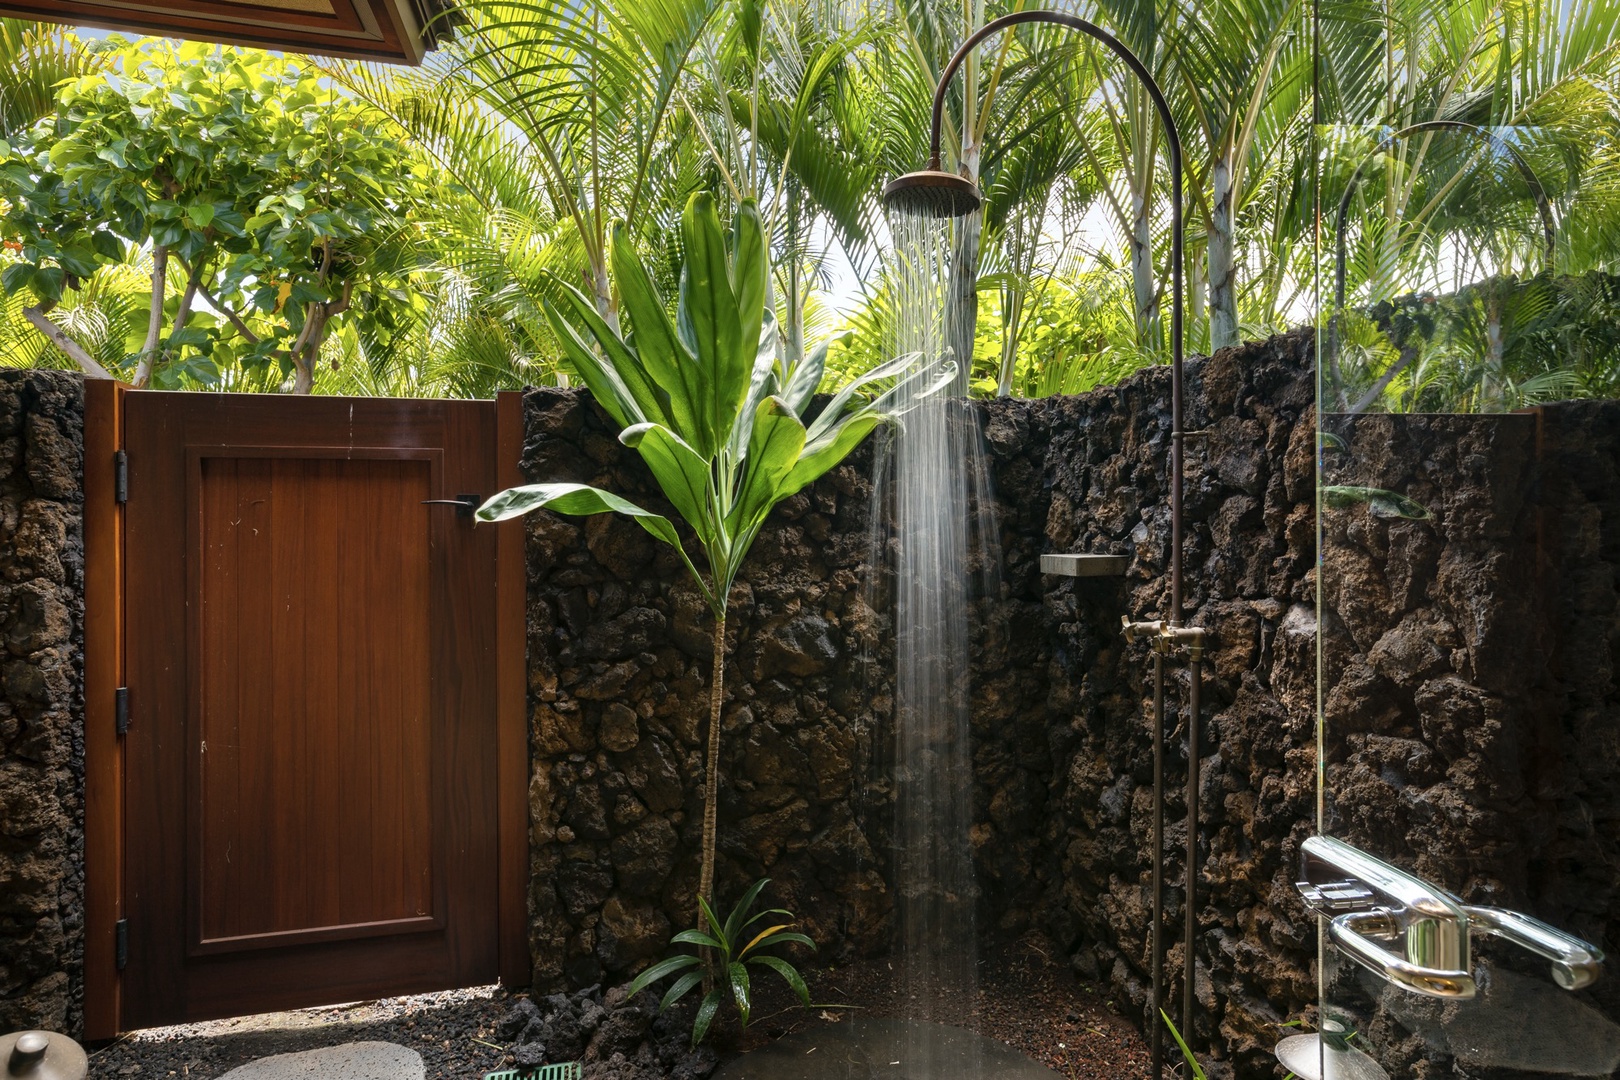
[[1328, 120, 1557, 411], [922, 9, 1186, 625]]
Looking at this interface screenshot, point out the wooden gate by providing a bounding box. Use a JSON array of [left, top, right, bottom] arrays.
[[82, 385, 529, 1036]]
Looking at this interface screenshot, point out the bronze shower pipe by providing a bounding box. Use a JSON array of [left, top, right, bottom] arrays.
[[896, 16, 1190, 1078], [1328, 119, 1557, 411], [917, 9, 1189, 625]]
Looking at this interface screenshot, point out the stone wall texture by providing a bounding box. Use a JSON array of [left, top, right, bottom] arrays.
[[519, 331, 1323, 1076], [1319, 406, 1620, 1077], [990, 331, 1321, 1077], [518, 386, 896, 992], [0, 371, 85, 1035]]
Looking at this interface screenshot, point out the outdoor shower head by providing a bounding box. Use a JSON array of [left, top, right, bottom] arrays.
[[882, 168, 983, 218]]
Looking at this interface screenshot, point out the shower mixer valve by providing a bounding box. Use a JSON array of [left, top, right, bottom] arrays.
[[1298, 836, 1605, 999], [1120, 617, 1208, 661]]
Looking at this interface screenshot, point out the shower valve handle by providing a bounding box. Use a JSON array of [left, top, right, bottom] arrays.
[[1121, 616, 1165, 644]]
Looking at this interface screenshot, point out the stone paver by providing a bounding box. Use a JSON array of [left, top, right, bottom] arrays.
[[217, 1040, 425, 1080]]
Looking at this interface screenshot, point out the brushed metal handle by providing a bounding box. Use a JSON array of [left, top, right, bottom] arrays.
[[1463, 905, 1605, 990]]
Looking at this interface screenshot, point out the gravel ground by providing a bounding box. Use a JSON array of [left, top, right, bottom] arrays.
[[86, 933, 1148, 1080], [86, 985, 515, 1079]]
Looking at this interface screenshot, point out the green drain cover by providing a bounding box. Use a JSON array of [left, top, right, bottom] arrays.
[[483, 1064, 581, 1080]]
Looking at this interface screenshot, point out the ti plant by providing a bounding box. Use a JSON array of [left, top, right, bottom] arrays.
[[626, 878, 814, 1046], [477, 191, 939, 929], [1161, 1010, 1207, 1079]]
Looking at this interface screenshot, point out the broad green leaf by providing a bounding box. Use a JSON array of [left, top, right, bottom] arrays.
[[728, 961, 751, 1026], [724, 310, 781, 466], [547, 273, 670, 429], [540, 299, 643, 430], [670, 929, 723, 949], [781, 334, 837, 413], [620, 423, 718, 547], [660, 970, 705, 1011], [626, 953, 701, 998], [29, 266, 64, 304], [730, 200, 768, 379], [723, 878, 771, 948], [727, 397, 806, 537], [474, 482, 682, 547], [692, 987, 724, 1047], [680, 192, 746, 456], [748, 954, 811, 1005], [781, 412, 881, 500], [611, 222, 704, 449], [1, 262, 34, 296], [804, 350, 918, 444]]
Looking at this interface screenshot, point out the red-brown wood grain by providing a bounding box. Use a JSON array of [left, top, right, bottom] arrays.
[[114, 392, 516, 1030], [0, 0, 432, 64], [83, 379, 126, 1041]]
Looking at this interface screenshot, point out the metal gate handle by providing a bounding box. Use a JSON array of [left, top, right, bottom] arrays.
[[1327, 909, 1477, 998], [1463, 905, 1605, 991]]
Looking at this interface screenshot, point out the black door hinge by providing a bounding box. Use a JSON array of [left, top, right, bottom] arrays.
[[114, 451, 128, 504], [115, 918, 128, 970], [115, 688, 129, 735]]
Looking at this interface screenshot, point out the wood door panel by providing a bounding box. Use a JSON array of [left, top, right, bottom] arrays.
[[192, 454, 436, 952], [117, 392, 511, 1031]]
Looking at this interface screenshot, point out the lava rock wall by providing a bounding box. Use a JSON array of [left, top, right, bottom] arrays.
[[968, 330, 1321, 1076], [0, 371, 85, 1035], [1318, 406, 1620, 1076], [518, 332, 1323, 1077], [518, 387, 896, 991]]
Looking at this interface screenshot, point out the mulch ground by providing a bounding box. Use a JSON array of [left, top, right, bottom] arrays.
[[724, 930, 1151, 1079], [85, 932, 1149, 1079]]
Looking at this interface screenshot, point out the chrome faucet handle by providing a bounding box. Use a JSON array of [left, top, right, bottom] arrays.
[[1463, 905, 1605, 991], [1328, 910, 1478, 998], [1300, 836, 1477, 999]]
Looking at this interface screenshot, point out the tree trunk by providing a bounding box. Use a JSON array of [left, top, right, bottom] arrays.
[[1482, 291, 1505, 410], [1130, 185, 1159, 348], [133, 245, 169, 388], [22, 305, 114, 379], [1208, 155, 1238, 352], [697, 613, 725, 915], [945, 214, 980, 391], [591, 259, 618, 334], [291, 301, 324, 394], [698, 613, 726, 990]]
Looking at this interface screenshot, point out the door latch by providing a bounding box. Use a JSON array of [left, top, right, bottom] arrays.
[[421, 494, 482, 519]]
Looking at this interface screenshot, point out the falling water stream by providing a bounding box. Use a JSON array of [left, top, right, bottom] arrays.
[[881, 203, 998, 1075]]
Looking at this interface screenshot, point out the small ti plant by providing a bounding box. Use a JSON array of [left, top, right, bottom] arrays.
[[626, 878, 814, 1045], [1162, 1010, 1207, 1079], [477, 191, 935, 929]]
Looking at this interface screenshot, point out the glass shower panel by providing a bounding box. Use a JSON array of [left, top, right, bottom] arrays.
[[1312, 2, 1620, 1076]]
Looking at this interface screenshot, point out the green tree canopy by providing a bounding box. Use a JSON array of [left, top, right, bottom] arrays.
[[1, 38, 424, 391]]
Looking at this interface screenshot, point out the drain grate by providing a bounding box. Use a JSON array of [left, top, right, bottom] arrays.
[[483, 1065, 581, 1080]]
